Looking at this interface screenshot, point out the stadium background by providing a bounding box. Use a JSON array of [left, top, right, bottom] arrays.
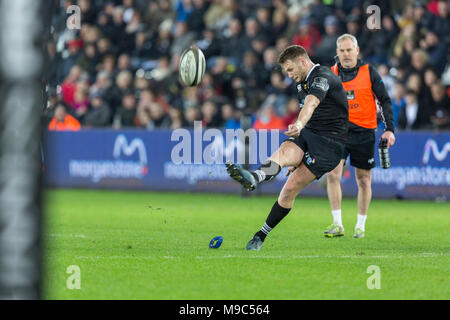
[[32, 0, 450, 301], [42, 0, 450, 200]]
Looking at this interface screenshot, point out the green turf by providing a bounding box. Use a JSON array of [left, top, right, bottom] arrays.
[[43, 189, 450, 300]]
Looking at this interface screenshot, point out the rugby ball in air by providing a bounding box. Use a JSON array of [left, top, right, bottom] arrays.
[[179, 46, 206, 86]]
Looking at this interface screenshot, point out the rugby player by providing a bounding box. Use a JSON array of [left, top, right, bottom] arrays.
[[226, 45, 349, 250]]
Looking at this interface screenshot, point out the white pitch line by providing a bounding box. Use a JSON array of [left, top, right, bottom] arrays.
[[70, 253, 450, 260]]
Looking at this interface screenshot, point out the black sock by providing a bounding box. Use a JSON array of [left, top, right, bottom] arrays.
[[251, 160, 281, 184], [255, 201, 291, 241]]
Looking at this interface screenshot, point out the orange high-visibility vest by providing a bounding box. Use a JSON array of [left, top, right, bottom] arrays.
[[331, 64, 377, 129], [48, 114, 81, 131]]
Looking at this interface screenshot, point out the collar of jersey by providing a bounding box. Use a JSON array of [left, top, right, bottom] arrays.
[[304, 64, 320, 82]]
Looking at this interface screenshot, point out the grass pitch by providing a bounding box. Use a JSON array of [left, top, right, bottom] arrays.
[[43, 189, 450, 300]]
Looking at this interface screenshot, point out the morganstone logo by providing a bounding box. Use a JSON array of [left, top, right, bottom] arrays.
[[69, 134, 148, 182], [422, 139, 450, 164]]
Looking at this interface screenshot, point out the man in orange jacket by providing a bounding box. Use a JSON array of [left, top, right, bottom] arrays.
[[48, 104, 81, 131], [323, 34, 396, 238]]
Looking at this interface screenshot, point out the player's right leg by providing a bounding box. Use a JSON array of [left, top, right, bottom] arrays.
[[226, 141, 304, 191], [246, 163, 316, 250], [324, 159, 345, 237]]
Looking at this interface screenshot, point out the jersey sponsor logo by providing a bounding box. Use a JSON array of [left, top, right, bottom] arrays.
[[311, 77, 329, 92], [368, 157, 375, 164], [297, 84, 302, 93], [346, 90, 355, 100], [305, 152, 316, 165]]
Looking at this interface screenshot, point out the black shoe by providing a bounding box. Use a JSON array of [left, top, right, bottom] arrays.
[[225, 162, 258, 191], [245, 235, 263, 251]]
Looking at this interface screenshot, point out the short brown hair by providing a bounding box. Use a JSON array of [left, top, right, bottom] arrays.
[[277, 45, 309, 64]]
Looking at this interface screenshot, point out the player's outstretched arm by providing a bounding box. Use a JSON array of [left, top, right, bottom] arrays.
[[285, 94, 320, 137]]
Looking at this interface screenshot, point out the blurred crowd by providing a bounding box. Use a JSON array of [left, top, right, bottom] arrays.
[[43, 0, 450, 132]]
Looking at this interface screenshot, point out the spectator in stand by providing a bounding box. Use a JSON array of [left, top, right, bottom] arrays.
[[266, 71, 290, 116], [61, 38, 84, 78], [136, 88, 171, 129], [237, 51, 266, 91], [221, 18, 245, 62], [253, 103, 285, 130], [363, 15, 398, 65], [100, 54, 117, 78], [96, 37, 114, 62], [314, 15, 340, 66], [195, 28, 222, 60], [408, 48, 430, 79], [184, 106, 201, 127], [168, 107, 188, 129], [83, 93, 112, 128], [292, 18, 321, 57], [398, 3, 415, 29], [261, 47, 279, 83], [187, 0, 209, 36], [428, 0, 450, 40], [124, 10, 147, 52], [79, 0, 97, 25], [77, 43, 100, 81], [255, 6, 274, 44], [377, 64, 395, 98], [143, 0, 175, 32], [203, 0, 235, 32], [132, 31, 153, 64], [429, 82, 450, 130], [272, 6, 288, 38], [170, 21, 197, 57], [241, 17, 261, 54], [309, 0, 333, 32], [48, 104, 81, 131], [397, 37, 417, 70], [151, 20, 173, 59], [114, 91, 138, 128], [221, 103, 236, 128], [105, 70, 133, 115], [419, 31, 447, 74], [284, 4, 301, 41], [345, 14, 367, 54], [398, 90, 430, 130], [201, 100, 222, 128], [61, 65, 82, 106], [275, 36, 290, 54], [89, 70, 112, 98], [70, 84, 90, 121], [283, 97, 300, 128], [44, 0, 450, 133], [412, 1, 433, 32], [251, 34, 270, 62], [114, 53, 133, 79], [391, 83, 407, 128]]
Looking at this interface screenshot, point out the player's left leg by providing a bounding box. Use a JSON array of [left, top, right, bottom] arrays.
[[246, 163, 316, 250], [354, 167, 372, 238]]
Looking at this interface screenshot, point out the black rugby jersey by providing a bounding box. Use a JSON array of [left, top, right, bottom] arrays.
[[296, 64, 348, 142]]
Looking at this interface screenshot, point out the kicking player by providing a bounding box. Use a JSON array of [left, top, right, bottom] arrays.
[[226, 45, 349, 250], [323, 34, 395, 239]]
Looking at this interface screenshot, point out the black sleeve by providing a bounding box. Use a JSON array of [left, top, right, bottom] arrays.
[[308, 73, 331, 102], [369, 65, 395, 132]]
